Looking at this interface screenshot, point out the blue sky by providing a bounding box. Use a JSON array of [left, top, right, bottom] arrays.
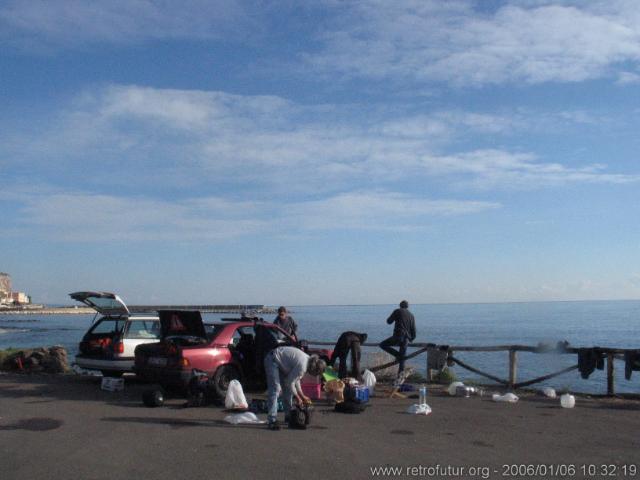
[[1, 0, 639, 305]]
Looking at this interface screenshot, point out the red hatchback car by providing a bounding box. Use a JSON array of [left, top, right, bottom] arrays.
[[134, 310, 332, 397]]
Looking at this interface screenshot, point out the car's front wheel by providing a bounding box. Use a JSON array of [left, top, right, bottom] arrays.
[[213, 364, 240, 398]]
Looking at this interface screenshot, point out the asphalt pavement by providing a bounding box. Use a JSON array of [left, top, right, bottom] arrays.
[[1, 372, 639, 480]]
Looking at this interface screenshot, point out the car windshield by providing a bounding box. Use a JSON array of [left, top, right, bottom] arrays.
[[90, 319, 126, 335]]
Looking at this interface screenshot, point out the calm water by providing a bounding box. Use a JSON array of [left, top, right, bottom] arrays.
[[1, 300, 639, 394]]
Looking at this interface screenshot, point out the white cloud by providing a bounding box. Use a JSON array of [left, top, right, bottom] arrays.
[[4, 85, 638, 194], [306, 0, 640, 86], [284, 192, 500, 231], [0, 0, 257, 48], [1, 187, 499, 241], [7, 189, 268, 241], [421, 150, 640, 189], [617, 71, 640, 85]]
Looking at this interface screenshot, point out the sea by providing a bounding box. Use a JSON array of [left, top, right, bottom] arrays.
[[1, 300, 639, 395]]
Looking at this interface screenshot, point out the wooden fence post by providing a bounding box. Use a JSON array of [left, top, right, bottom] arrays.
[[508, 349, 517, 389], [607, 353, 615, 396]]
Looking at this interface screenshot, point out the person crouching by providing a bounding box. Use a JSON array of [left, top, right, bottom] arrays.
[[264, 346, 326, 430]]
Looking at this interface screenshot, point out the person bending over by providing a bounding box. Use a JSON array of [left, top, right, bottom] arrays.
[[329, 331, 368, 381], [264, 345, 326, 430]]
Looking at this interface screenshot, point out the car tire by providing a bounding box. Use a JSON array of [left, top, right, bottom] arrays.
[[142, 389, 164, 407], [213, 365, 240, 398], [102, 370, 124, 378]]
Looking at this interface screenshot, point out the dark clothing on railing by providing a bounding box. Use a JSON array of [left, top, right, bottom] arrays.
[[427, 345, 449, 371], [330, 331, 367, 381], [386, 307, 416, 341], [624, 350, 640, 380], [577, 348, 604, 379]]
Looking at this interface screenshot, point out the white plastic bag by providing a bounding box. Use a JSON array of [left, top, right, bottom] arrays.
[[447, 382, 465, 396], [560, 393, 575, 408], [492, 392, 519, 403], [406, 403, 432, 415], [224, 379, 248, 410], [542, 387, 556, 398], [223, 412, 266, 424], [362, 369, 376, 395]]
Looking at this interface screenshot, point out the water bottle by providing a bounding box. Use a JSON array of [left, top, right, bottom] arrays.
[[419, 385, 427, 405]]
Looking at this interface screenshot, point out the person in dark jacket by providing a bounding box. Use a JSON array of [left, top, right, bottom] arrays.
[[274, 306, 298, 341], [329, 331, 368, 381], [379, 300, 416, 376]]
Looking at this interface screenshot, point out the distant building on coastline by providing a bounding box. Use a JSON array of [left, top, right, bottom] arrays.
[[0, 272, 31, 306], [0, 272, 11, 304]]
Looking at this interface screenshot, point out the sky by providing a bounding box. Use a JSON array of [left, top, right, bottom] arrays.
[[1, 0, 639, 306]]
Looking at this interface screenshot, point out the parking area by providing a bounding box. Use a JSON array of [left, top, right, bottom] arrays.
[[1, 372, 639, 479]]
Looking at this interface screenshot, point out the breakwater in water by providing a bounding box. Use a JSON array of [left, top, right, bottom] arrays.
[[0, 307, 95, 315], [0, 305, 276, 315]]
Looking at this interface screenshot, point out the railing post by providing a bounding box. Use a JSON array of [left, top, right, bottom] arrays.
[[607, 353, 615, 396], [508, 349, 517, 389]]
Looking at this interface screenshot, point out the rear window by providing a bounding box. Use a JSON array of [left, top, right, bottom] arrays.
[[89, 318, 126, 335], [125, 320, 160, 339], [205, 324, 225, 341]]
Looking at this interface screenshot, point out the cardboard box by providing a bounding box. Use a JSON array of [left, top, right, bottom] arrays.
[[101, 377, 124, 392]]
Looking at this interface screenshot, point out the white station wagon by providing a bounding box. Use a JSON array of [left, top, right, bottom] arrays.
[[71, 291, 160, 377]]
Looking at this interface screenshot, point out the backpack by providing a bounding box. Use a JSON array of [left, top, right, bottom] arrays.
[[288, 405, 313, 429]]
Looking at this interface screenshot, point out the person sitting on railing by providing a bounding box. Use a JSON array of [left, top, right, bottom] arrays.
[[380, 300, 416, 377]]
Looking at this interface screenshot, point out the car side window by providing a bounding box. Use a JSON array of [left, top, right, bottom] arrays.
[[125, 320, 161, 339], [269, 324, 290, 343], [230, 329, 242, 346]]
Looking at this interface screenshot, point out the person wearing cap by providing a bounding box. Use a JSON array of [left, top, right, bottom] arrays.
[[274, 306, 298, 341], [264, 345, 326, 430], [379, 300, 416, 376]]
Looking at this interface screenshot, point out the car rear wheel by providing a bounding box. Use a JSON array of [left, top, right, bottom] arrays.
[[142, 389, 165, 407], [213, 365, 240, 398]]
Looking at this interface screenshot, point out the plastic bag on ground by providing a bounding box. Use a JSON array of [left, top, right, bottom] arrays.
[[542, 387, 556, 398], [560, 393, 575, 408], [225, 379, 248, 410], [406, 403, 432, 415], [447, 382, 465, 396], [362, 369, 376, 395], [223, 412, 266, 424], [492, 392, 519, 403]]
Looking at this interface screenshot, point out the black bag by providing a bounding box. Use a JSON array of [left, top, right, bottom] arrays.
[[187, 369, 212, 407], [334, 400, 366, 414], [288, 405, 312, 429]]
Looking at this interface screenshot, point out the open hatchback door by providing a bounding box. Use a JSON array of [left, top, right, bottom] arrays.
[[69, 291, 130, 317]]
